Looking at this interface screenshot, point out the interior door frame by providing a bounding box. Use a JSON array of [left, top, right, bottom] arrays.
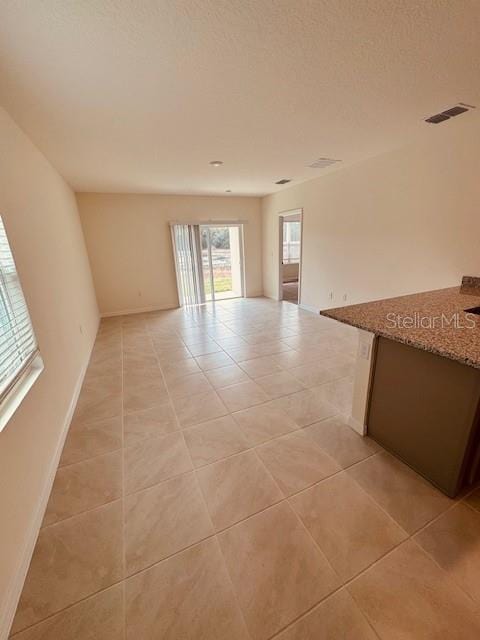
[[278, 208, 303, 304]]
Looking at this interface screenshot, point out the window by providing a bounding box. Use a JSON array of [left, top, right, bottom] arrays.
[[283, 220, 301, 264], [0, 216, 43, 431]]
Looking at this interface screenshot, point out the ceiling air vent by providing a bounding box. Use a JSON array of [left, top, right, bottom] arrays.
[[308, 157, 341, 169], [425, 103, 475, 124], [275, 178, 291, 185]]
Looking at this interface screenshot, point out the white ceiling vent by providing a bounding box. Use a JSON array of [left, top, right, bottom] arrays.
[[308, 158, 341, 169]]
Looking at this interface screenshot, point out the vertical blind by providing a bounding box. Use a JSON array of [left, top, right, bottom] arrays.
[[0, 217, 39, 404], [171, 224, 203, 306]]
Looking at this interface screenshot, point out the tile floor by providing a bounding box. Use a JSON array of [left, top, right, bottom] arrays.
[[10, 298, 480, 639], [282, 281, 299, 304]]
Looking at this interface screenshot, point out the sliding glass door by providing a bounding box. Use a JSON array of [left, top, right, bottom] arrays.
[[171, 223, 244, 306]]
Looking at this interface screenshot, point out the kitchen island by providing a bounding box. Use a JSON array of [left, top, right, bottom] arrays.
[[321, 280, 480, 497]]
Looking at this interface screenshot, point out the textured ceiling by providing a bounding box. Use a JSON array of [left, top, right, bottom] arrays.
[[0, 0, 479, 196]]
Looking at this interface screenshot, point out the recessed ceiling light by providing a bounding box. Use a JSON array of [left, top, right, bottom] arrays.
[[209, 160, 223, 167]]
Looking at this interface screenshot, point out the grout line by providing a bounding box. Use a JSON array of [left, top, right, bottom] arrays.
[[120, 318, 127, 640]]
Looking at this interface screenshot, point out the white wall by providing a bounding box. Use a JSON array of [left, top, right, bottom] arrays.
[[262, 113, 480, 310], [0, 107, 99, 638], [78, 193, 263, 316]]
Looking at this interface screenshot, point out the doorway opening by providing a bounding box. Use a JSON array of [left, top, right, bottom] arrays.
[[279, 210, 302, 305], [171, 223, 244, 306]]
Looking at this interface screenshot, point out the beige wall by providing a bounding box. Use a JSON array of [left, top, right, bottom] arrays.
[[78, 193, 263, 316], [0, 107, 99, 638], [262, 114, 480, 310]]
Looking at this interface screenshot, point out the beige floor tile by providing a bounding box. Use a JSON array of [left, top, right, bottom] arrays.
[[183, 415, 249, 467], [348, 452, 452, 533], [204, 364, 250, 388], [160, 357, 201, 381], [123, 402, 179, 447], [252, 340, 292, 357], [290, 361, 349, 388], [59, 415, 122, 466], [123, 368, 169, 413], [290, 473, 407, 581], [315, 377, 354, 414], [122, 334, 153, 353], [348, 540, 480, 640], [125, 538, 249, 640], [283, 334, 333, 350], [10, 585, 124, 640], [255, 371, 305, 399], [242, 330, 288, 345], [271, 349, 320, 369], [218, 502, 340, 640], [187, 339, 222, 356], [123, 350, 158, 371], [12, 502, 123, 633], [154, 345, 192, 363], [273, 389, 337, 427], [256, 431, 341, 496], [464, 487, 480, 512], [195, 351, 234, 370], [125, 473, 213, 575], [177, 327, 210, 343], [238, 356, 283, 379], [415, 502, 480, 602], [150, 335, 185, 352], [217, 380, 269, 412], [72, 374, 122, 425], [196, 450, 283, 530], [43, 450, 122, 527], [124, 432, 192, 494], [303, 417, 379, 468], [173, 389, 228, 428], [166, 372, 212, 400], [232, 401, 298, 446], [276, 589, 376, 640], [22, 298, 473, 640], [85, 345, 122, 379], [225, 344, 265, 362], [213, 336, 248, 350]]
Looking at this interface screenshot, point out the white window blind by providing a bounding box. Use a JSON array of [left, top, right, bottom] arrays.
[[0, 216, 40, 412]]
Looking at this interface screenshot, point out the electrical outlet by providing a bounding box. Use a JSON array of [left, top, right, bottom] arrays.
[[328, 291, 334, 300], [343, 294, 347, 301]]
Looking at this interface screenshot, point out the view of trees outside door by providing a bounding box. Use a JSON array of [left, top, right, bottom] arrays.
[[200, 226, 243, 300]]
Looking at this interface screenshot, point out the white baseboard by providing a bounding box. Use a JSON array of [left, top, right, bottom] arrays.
[[101, 303, 178, 318], [2, 333, 96, 640], [298, 302, 319, 314], [347, 415, 367, 436]]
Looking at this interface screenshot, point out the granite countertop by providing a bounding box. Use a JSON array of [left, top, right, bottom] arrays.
[[321, 284, 480, 369]]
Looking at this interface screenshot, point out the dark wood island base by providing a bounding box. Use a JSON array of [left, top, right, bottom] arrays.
[[368, 336, 480, 497]]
